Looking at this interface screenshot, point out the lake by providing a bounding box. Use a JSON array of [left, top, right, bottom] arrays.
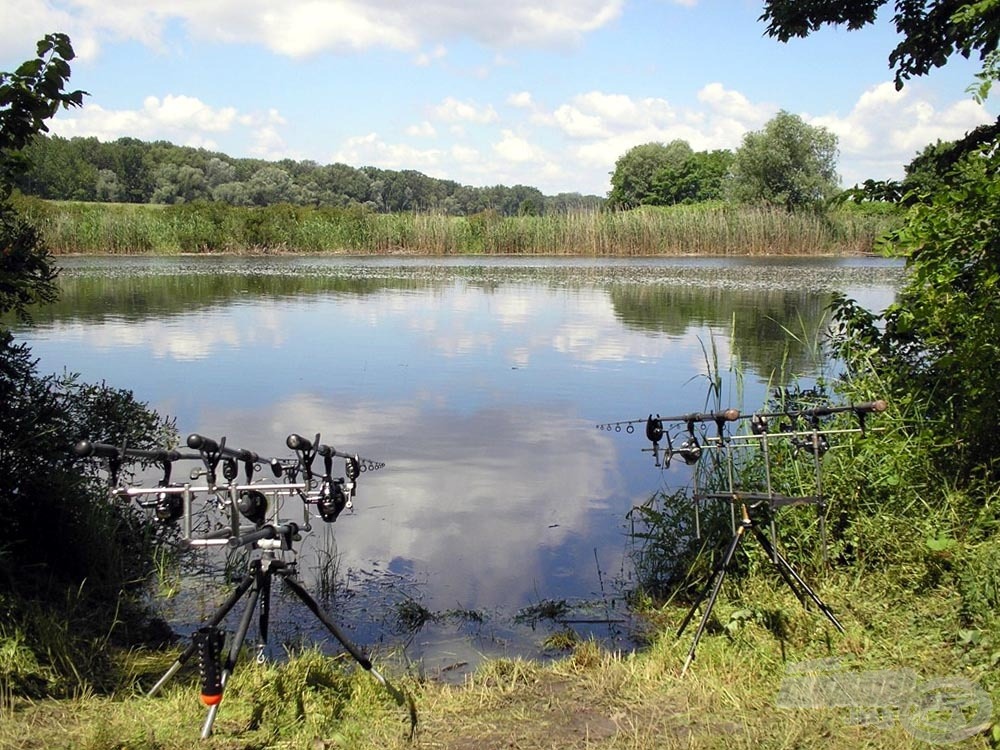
[[14, 254, 903, 679]]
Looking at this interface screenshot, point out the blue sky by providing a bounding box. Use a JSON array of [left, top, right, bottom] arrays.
[[3, 0, 996, 196]]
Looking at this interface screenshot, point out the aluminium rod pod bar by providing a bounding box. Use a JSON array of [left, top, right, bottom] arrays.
[[73, 430, 386, 547], [108, 481, 309, 546], [694, 428, 830, 560]]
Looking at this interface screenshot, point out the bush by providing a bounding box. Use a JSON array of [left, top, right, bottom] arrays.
[[0, 332, 177, 694]]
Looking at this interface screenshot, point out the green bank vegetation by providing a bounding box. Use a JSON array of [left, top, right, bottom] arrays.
[[15, 195, 898, 256]]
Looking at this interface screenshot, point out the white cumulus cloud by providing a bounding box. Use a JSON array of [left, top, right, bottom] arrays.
[[493, 129, 545, 163], [432, 97, 500, 123], [5, 0, 624, 59], [48, 95, 247, 149], [806, 81, 994, 185]]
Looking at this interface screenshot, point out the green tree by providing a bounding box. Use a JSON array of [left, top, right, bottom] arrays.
[[150, 162, 208, 204], [204, 156, 236, 188], [769, 3, 1000, 485], [16, 134, 97, 199], [608, 140, 692, 209], [649, 148, 735, 205], [901, 119, 1000, 199], [247, 165, 301, 205], [727, 110, 839, 211], [831, 141, 1000, 482], [109, 136, 154, 202], [94, 167, 121, 201], [0, 33, 85, 320], [212, 179, 252, 205], [0, 35, 177, 696], [760, 0, 1000, 91]]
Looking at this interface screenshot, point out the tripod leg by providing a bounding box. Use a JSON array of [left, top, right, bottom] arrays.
[[281, 575, 417, 732], [281, 575, 371, 667], [201, 569, 265, 739], [677, 518, 744, 638], [750, 525, 845, 634], [258, 565, 273, 649], [147, 565, 258, 698], [748, 525, 811, 609], [680, 523, 747, 676]]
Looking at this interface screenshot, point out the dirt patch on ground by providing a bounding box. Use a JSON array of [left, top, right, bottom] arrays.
[[408, 661, 744, 750]]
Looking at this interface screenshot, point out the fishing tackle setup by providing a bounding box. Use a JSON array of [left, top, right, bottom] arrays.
[[598, 398, 887, 673], [597, 408, 740, 469], [74, 432, 415, 739]]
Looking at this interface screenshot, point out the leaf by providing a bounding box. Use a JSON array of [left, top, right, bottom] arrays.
[[925, 534, 956, 552], [957, 629, 980, 646]]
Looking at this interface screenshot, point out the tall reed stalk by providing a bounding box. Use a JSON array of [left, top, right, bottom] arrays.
[[19, 197, 900, 256]]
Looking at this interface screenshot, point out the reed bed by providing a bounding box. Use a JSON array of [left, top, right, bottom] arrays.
[[18, 198, 901, 256]]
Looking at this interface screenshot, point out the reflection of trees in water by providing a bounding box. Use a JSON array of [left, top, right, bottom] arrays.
[[27, 266, 830, 380], [608, 284, 829, 380], [21, 272, 435, 323], [27, 265, 587, 322]]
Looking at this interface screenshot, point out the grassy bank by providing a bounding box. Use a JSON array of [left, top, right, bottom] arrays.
[[3, 396, 997, 749], [13, 197, 901, 256], [2, 569, 995, 749]]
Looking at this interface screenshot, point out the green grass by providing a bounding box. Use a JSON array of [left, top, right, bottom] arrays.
[[1, 569, 995, 749], [13, 196, 902, 256]]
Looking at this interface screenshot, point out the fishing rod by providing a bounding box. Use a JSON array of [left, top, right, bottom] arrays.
[[597, 400, 887, 466], [73, 439, 202, 486], [287, 432, 386, 478], [73, 430, 413, 738], [597, 401, 885, 436], [186, 433, 286, 485], [75, 430, 387, 535], [596, 408, 741, 436], [596, 409, 741, 469]]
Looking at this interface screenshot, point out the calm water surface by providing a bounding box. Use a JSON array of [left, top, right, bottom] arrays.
[[16, 255, 903, 678]]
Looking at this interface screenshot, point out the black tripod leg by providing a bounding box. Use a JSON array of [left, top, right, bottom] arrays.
[[259, 565, 272, 648], [147, 565, 258, 697], [680, 524, 746, 676], [677, 520, 743, 638], [750, 525, 845, 634], [748, 525, 811, 609], [201, 568, 266, 739], [281, 575, 417, 733], [281, 575, 371, 667]]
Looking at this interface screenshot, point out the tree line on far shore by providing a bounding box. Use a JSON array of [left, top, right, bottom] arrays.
[[13, 134, 603, 216], [14, 105, 986, 221]]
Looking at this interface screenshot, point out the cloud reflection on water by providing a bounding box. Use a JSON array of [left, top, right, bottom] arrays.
[[15, 257, 902, 670], [197, 392, 624, 614]]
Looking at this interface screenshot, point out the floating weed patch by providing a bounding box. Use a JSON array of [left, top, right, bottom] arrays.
[[513, 598, 571, 626], [395, 598, 435, 633]]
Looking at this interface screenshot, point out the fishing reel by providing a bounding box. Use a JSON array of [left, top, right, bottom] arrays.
[[642, 415, 704, 468], [600, 408, 740, 468], [753, 399, 888, 457], [286, 433, 372, 524], [73, 431, 387, 547]]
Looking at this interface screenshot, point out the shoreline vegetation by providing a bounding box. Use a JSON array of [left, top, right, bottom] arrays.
[[2, 570, 993, 749], [14, 195, 902, 257]]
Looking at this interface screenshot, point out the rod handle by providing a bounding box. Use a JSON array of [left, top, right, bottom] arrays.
[[74, 439, 119, 459], [187, 433, 219, 453], [286, 433, 313, 452]]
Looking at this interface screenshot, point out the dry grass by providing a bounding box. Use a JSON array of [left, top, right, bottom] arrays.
[[2, 570, 994, 750]]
